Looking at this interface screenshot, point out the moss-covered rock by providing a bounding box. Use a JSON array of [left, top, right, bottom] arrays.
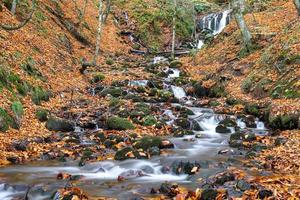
[[244, 103, 260, 117], [124, 94, 143, 102], [192, 82, 209, 97], [100, 87, 124, 97], [107, 116, 135, 130], [157, 90, 174, 102], [269, 114, 299, 130], [46, 117, 74, 132], [215, 124, 231, 134], [31, 87, 50, 105], [130, 103, 151, 118], [0, 108, 14, 132], [173, 130, 194, 137], [134, 136, 162, 151], [175, 118, 191, 129], [219, 118, 237, 127], [114, 146, 137, 160]]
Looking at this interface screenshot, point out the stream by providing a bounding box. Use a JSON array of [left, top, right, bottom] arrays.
[[0, 61, 268, 199], [0, 10, 267, 200]]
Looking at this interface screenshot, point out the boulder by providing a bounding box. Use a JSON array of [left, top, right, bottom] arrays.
[[175, 118, 191, 129], [169, 60, 183, 68], [215, 124, 231, 134], [114, 147, 137, 160], [107, 116, 135, 130], [200, 189, 218, 200], [46, 117, 74, 132]]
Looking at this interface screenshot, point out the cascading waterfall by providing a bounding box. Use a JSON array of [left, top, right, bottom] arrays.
[[197, 10, 231, 49]]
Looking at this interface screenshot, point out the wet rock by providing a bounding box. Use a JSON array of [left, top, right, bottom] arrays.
[[245, 150, 257, 158], [94, 132, 106, 142], [200, 189, 218, 200], [257, 189, 273, 199], [236, 179, 251, 191], [274, 137, 288, 146], [160, 140, 175, 149], [46, 117, 74, 132], [230, 132, 244, 141], [7, 156, 21, 164], [135, 136, 162, 150], [103, 139, 116, 148], [175, 118, 191, 129], [148, 146, 160, 156], [229, 140, 243, 148], [219, 117, 237, 127], [251, 143, 268, 152], [12, 141, 28, 151], [243, 115, 256, 128], [159, 182, 178, 197], [244, 133, 256, 141], [173, 130, 194, 137], [191, 120, 203, 131], [214, 173, 235, 185], [125, 94, 143, 102], [171, 161, 200, 175], [215, 124, 231, 134], [114, 147, 137, 160], [147, 80, 164, 89], [192, 82, 209, 97], [169, 60, 183, 68], [130, 103, 151, 118], [118, 169, 145, 181], [157, 90, 174, 102], [107, 116, 135, 130]]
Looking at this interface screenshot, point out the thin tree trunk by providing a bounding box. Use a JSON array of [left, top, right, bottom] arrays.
[[102, 0, 111, 24], [93, 0, 103, 64], [232, 0, 252, 50], [11, 0, 18, 15], [294, 0, 300, 16], [1, 0, 36, 31], [171, 0, 177, 60]]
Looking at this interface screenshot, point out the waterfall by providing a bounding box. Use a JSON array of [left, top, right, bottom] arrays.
[[171, 85, 186, 99], [197, 10, 231, 49]]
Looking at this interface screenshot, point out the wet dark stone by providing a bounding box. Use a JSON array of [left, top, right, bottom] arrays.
[[219, 118, 237, 127], [242, 115, 256, 128], [148, 146, 160, 156], [193, 82, 209, 97], [46, 117, 74, 132], [7, 156, 21, 164], [200, 189, 218, 200], [244, 133, 256, 141], [103, 139, 116, 148], [114, 147, 136, 160], [257, 189, 273, 199], [175, 118, 191, 129], [215, 124, 231, 134], [251, 143, 268, 152], [94, 132, 106, 142], [159, 140, 175, 149], [159, 182, 178, 197], [274, 137, 288, 146], [236, 180, 251, 191], [214, 173, 235, 185], [171, 161, 200, 175], [173, 129, 194, 137], [229, 139, 243, 148], [12, 141, 28, 151], [191, 120, 203, 131]]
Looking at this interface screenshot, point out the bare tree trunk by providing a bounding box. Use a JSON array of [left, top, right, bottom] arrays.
[[171, 0, 177, 60], [232, 0, 252, 50], [294, 0, 300, 16], [11, 0, 18, 15], [93, 0, 104, 64], [1, 0, 36, 31], [102, 0, 111, 24]]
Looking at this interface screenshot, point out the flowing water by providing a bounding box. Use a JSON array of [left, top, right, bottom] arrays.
[[0, 10, 260, 200], [0, 63, 267, 199]]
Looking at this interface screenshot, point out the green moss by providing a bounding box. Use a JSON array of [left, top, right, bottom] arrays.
[[244, 103, 260, 117], [269, 115, 298, 130], [142, 115, 157, 126], [21, 57, 46, 81], [107, 116, 135, 130], [209, 85, 226, 98], [134, 136, 162, 151], [100, 87, 123, 97], [105, 58, 114, 65], [92, 73, 105, 83], [31, 87, 50, 105], [11, 101, 24, 121], [241, 76, 255, 93], [36, 109, 49, 122], [0, 108, 14, 132], [109, 97, 121, 107]]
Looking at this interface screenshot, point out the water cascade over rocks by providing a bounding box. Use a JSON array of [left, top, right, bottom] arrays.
[[197, 10, 231, 49], [0, 56, 268, 199]]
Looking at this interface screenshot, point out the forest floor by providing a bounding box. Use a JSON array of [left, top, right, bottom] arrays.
[[0, 0, 299, 199]]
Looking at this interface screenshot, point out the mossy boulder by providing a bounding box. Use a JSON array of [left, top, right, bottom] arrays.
[[219, 118, 237, 127], [0, 108, 14, 132], [31, 87, 51, 105], [192, 82, 209, 97], [134, 136, 162, 151], [244, 103, 260, 117], [36, 109, 49, 122], [100, 87, 124, 97], [46, 117, 74, 132], [169, 60, 183, 68], [107, 116, 135, 130], [269, 114, 299, 130], [114, 147, 137, 160], [173, 130, 194, 137], [215, 124, 231, 134], [175, 118, 191, 129], [157, 90, 174, 102], [130, 103, 151, 118], [125, 94, 143, 102]]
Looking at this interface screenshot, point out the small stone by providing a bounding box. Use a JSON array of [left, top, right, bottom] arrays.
[[236, 180, 251, 191], [258, 189, 273, 199]]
